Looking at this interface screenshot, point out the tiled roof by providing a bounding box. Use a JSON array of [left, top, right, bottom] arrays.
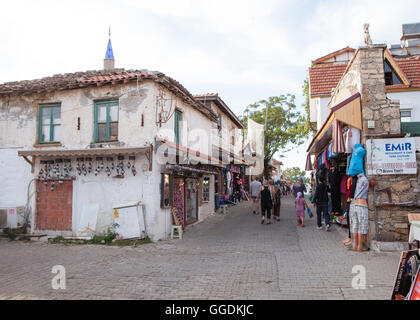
[[309, 63, 347, 96], [395, 56, 420, 88], [0, 69, 218, 121], [194, 93, 244, 128]]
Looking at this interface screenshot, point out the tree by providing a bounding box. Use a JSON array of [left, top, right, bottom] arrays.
[[282, 167, 309, 185], [241, 94, 308, 178]]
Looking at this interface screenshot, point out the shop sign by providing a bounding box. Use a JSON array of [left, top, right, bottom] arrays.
[[366, 138, 417, 175]]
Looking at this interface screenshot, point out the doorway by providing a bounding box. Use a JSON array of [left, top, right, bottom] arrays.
[[185, 178, 198, 223]]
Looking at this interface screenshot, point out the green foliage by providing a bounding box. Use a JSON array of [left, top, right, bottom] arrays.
[[5, 229, 17, 241], [242, 94, 309, 177], [282, 167, 310, 185]]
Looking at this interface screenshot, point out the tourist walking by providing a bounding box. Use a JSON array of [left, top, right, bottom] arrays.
[[250, 177, 262, 215], [292, 177, 307, 198], [313, 177, 331, 231], [273, 184, 282, 221], [295, 192, 307, 227], [259, 180, 273, 224]]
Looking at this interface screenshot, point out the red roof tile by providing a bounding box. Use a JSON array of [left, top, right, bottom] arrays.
[[309, 63, 347, 96], [0, 69, 218, 121], [395, 56, 420, 88]]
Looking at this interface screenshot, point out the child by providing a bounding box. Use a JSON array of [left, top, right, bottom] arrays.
[[295, 192, 307, 227]]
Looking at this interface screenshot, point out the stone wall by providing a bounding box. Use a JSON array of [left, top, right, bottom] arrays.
[[356, 45, 420, 242]]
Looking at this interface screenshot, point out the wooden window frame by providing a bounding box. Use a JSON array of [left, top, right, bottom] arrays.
[[38, 104, 61, 143], [94, 100, 119, 143]]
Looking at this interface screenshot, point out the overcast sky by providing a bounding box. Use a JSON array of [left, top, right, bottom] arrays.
[[1, 0, 419, 171]]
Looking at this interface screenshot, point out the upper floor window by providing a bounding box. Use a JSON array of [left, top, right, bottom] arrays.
[[39, 104, 61, 143], [384, 60, 402, 86], [94, 100, 119, 142], [174, 109, 182, 145]]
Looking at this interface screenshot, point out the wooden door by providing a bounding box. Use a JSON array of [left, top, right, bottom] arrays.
[[36, 180, 73, 231]]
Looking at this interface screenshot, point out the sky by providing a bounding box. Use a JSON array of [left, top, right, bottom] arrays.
[[1, 0, 419, 171]]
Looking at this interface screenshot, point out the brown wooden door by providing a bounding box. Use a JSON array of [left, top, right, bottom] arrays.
[[36, 180, 73, 231]]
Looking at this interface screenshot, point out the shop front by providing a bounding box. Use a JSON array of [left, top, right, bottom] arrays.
[[162, 164, 217, 228], [307, 93, 364, 226]]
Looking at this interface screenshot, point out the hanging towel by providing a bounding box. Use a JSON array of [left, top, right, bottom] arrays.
[[305, 154, 313, 171], [332, 120, 346, 154]]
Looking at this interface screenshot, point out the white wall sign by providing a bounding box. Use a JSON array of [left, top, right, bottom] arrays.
[[366, 138, 417, 175]]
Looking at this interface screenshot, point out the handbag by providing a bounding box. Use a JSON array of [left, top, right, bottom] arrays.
[[306, 208, 314, 218]]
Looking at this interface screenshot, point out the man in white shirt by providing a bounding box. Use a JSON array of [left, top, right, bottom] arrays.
[[250, 177, 262, 214]]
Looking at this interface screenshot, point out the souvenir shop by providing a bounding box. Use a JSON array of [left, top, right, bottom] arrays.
[[161, 164, 217, 227], [308, 119, 363, 225], [307, 92, 365, 224], [219, 164, 247, 205]]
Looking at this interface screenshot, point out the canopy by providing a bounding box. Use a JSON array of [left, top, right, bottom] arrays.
[[307, 92, 362, 155]]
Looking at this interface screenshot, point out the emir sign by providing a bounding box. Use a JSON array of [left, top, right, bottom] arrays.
[[366, 137, 417, 175]]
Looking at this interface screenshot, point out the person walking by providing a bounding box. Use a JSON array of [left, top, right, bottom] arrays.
[[259, 180, 273, 224], [313, 177, 331, 231], [292, 177, 307, 198], [250, 177, 262, 215], [273, 184, 282, 221], [295, 192, 307, 227]]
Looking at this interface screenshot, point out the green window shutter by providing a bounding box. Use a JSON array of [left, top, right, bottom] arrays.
[[94, 103, 98, 142], [94, 100, 119, 142], [39, 105, 60, 143], [175, 110, 181, 145]]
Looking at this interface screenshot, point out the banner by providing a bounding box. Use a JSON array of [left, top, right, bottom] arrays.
[[366, 137, 417, 175], [245, 119, 265, 175]]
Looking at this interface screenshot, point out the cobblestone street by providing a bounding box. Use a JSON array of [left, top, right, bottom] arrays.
[[0, 196, 400, 300]]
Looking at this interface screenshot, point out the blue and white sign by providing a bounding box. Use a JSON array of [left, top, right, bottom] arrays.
[[366, 138, 417, 175]]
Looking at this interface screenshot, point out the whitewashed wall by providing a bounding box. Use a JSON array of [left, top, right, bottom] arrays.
[[387, 91, 420, 122]]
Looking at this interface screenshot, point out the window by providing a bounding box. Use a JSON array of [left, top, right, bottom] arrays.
[[400, 109, 412, 122], [384, 60, 402, 86], [174, 109, 182, 145], [39, 105, 61, 143], [161, 173, 172, 208], [94, 100, 119, 142], [202, 177, 210, 202]]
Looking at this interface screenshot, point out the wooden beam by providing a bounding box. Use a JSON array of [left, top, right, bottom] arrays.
[[22, 155, 35, 173]]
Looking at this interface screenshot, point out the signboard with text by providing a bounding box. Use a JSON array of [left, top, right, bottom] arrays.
[[366, 138, 417, 175]]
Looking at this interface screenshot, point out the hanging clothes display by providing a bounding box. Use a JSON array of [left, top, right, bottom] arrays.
[[345, 127, 361, 154], [332, 120, 346, 154]]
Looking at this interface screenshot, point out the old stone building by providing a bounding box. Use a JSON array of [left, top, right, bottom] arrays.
[[0, 38, 247, 240], [307, 24, 420, 242]]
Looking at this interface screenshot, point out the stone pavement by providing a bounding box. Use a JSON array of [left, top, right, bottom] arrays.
[[0, 196, 401, 300]]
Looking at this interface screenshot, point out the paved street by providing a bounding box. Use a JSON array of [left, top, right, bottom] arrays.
[[0, 195, 400, 300]]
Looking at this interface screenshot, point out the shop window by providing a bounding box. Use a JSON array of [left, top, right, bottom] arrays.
[[39, 104, 61, 143], [161, 173, 172, 208], [202, 177, 210, 202], [174, 109, 182, 145], [94, 100, 119, 142]]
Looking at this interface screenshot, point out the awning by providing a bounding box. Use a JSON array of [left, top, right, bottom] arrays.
[[17, 146, 151, 157], [307, 92, 362, 155], [17, 146, 153, 173]]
